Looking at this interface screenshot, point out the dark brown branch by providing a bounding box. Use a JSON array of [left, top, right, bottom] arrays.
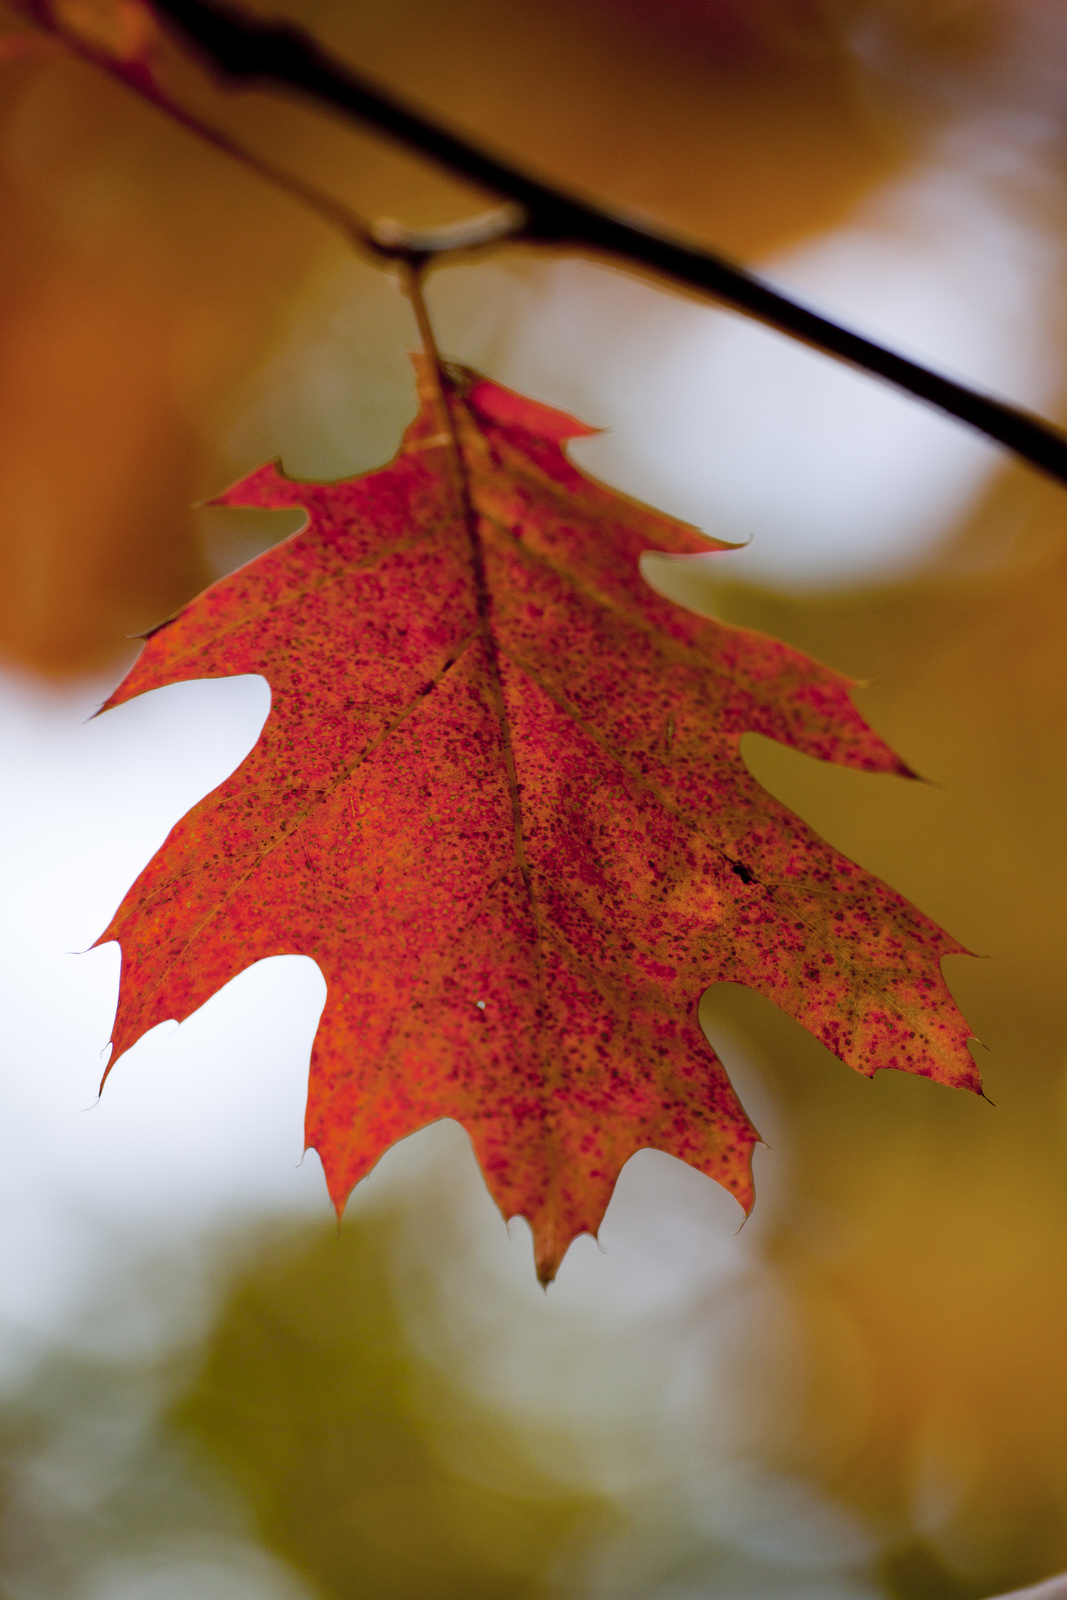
[[144, 0, 1067, 490]]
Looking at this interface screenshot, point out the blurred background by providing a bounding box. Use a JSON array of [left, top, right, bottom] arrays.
[[1, 0, 1067, 1595]]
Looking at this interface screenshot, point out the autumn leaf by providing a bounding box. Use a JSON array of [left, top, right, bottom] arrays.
[[96, 357, 977, 1281]]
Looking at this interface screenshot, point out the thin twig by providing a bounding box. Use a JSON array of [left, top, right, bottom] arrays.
[[134, 0, 1067, 493], [106, 74, 527, 265], [15, 0, 1067, 489], [123, 74, 387, 256], [9, 2, 523, 264]]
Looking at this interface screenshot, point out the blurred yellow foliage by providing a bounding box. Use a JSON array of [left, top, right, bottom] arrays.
[[173, 1212, 610, 1600], [691, 532, 1067, 1595]]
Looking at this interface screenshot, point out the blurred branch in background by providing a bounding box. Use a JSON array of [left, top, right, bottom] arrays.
[[15, 0, 1067, 490]]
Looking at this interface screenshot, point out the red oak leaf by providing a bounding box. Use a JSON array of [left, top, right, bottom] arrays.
[[96, 359, 977, 1281]]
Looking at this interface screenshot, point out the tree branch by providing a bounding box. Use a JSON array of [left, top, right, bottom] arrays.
[[82, 0, 1067, 491]]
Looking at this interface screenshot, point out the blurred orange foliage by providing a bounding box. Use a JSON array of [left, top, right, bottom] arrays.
[[0, 0, 912, 671]]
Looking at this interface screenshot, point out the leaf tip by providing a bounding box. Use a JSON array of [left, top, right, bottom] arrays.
[[526, 1211, 579, 1287], [465, 372, 600, 443], [534, 1237, 564, 1288], [207, 459, 304, 511]]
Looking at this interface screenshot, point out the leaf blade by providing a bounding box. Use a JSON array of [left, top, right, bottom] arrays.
[[97, 361, 976, 1282]]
